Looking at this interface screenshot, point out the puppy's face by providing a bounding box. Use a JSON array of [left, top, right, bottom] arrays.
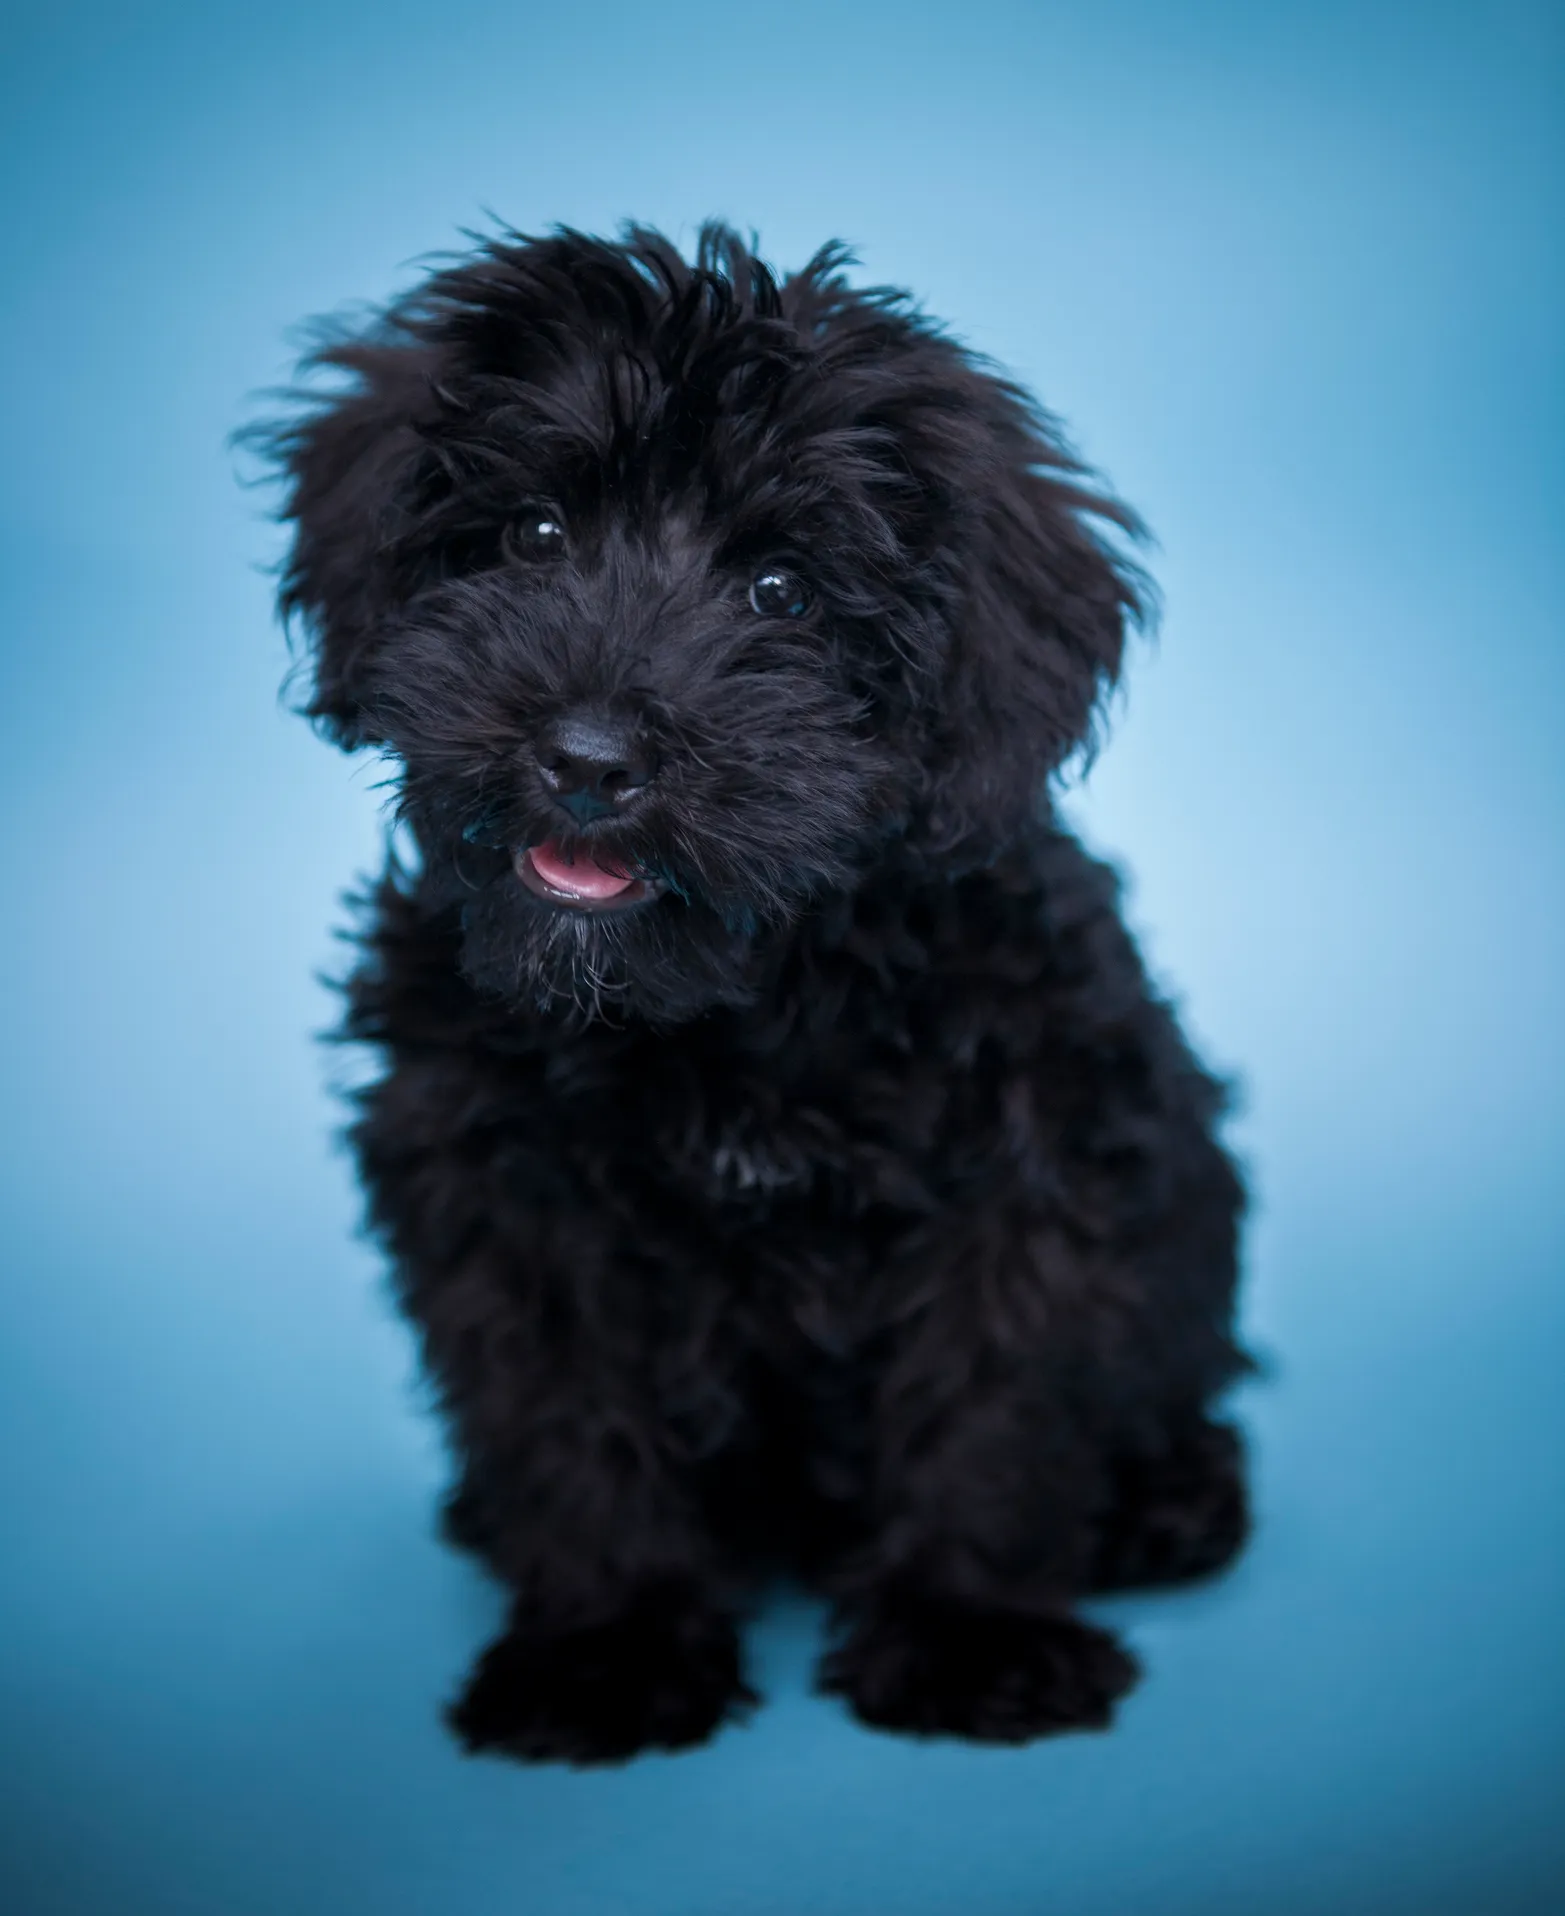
[[264, 227, 1138, 1023]]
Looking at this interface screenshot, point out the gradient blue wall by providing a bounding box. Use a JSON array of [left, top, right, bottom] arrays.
[[1, 3, 1561, 1912]]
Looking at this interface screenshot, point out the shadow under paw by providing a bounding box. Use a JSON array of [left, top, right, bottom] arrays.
[[448, 1586, 756, 1765], [818, 1595, 1139, 1743]]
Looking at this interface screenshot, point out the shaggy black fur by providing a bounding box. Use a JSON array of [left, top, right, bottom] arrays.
[[258, 223, 1250, 1763]]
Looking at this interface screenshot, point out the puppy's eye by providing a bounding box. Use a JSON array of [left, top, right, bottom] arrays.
[[749, 568, 811, 618], [506, 512, 568, 560]]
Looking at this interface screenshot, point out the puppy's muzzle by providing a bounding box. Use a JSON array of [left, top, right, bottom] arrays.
[[535, 712, 657, 825]]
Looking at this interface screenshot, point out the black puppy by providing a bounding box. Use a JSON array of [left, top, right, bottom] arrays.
[[261, 224, 1249, 1763]]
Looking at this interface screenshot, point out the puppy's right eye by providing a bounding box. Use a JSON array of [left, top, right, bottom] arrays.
[[749, 568, 811, 618], [505, 512, 568, 561]]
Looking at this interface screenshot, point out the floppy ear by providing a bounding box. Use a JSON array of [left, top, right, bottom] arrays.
[[919, 376, 1146, 855], [256, 330, 437, 746]]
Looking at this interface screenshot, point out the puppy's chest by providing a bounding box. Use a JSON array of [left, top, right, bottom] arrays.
[[645, 1054, 946, 1222], [705, 1120, 811, 1199], [652, 1096, 839, 1211]]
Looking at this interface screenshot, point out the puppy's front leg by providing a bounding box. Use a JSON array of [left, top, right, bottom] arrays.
[[817, 1342, 1138, 1743], [361, 1098, 754, 1763], [435, 1268, 754, 1763], [450, 1575, 755, 1767]]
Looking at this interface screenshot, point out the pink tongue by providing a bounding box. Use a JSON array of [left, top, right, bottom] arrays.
[[527, 839, 636, 901]]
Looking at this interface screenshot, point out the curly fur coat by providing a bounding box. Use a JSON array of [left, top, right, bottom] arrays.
[[258, 223, 1249, 1763]]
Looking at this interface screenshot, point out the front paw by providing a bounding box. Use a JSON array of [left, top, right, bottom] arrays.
[[818, 1594, 1138, 1743], [448, 1585, 755, 1765]]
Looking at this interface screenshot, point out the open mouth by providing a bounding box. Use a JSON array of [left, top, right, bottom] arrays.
[[514, 838, 665, 913]]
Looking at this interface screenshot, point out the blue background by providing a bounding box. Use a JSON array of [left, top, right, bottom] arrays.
[[1, 2, 1561, 1911]]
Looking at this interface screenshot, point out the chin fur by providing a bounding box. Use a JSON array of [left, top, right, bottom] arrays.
[[457, 872, 773, 1026]]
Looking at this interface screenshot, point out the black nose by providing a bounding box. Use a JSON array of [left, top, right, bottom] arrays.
[[534, 713, 656, 824]]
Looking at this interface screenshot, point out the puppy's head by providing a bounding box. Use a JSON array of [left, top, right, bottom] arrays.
[[260, 224, 1141, 1024]]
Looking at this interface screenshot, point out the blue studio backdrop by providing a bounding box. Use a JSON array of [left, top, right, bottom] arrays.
[[1, 3, 1561, 1912]]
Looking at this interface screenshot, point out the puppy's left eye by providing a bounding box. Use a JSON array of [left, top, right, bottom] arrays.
[[506, 512, 568, 560], [749, 568, 811, 618]]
